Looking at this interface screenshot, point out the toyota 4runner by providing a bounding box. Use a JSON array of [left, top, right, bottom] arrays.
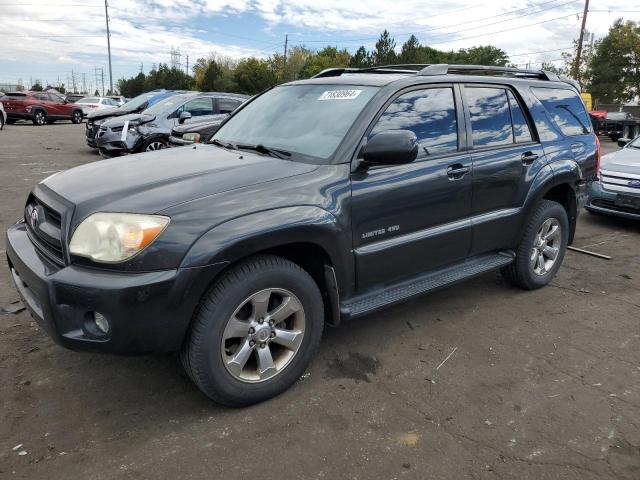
[[6, 65, 598, 406]]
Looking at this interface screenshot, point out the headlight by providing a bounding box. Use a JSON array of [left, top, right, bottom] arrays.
[[183, 132, 201, 143], [69, 213, 169, 263]]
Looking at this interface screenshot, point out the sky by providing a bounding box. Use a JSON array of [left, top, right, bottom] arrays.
[[0, 0, 639, 92]]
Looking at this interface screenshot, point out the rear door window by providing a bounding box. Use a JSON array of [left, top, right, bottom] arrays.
[[532, 87, 591, 136], [506, 90, 532, 143], [218, 98, 242, 114], [465, 87, 513, 147], [369, 87, 458, 158]]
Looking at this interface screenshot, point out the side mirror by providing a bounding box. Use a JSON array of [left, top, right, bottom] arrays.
[[179, 111, 192, 124], [618, 137, 631, 147], [362, 130, 419, 165]]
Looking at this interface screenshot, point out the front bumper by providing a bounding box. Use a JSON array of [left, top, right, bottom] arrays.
[[6, 221, 224, 354], [95, 127, 141, 156], [585, 181, 640, 220]]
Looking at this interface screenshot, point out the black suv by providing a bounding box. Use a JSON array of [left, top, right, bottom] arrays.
[[6, 65, 598, 406]]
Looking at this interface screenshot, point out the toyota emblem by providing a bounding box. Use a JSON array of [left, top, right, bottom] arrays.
[[30, 208, 39, 229], [628, 179, 640, 189]]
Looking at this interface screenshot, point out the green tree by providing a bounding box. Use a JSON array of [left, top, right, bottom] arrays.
[[373, 30, 397, 65], [300, 46, 351, 78], [195, 59, 223, 91], [588, 19, 640, 104], [234, 58, 278, 94], [399, 35, 421, 64], [31, 82, 43, 91], [454, 46, 509, 66], [349, 46, 373, 68]]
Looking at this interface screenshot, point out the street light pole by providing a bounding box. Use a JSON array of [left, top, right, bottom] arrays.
[[104, 0, 114, 94]]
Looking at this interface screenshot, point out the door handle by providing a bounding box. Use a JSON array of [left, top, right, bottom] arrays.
[[521, 152, 539, 165], [447, 164, 470, 180]]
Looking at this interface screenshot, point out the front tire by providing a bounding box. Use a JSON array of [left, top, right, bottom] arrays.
[[32, 110, 46, 126], [72, 110, 83, 124], [502, 200, 568, 290], [140, 137, 168, 152], [181, 255, 324, 406]]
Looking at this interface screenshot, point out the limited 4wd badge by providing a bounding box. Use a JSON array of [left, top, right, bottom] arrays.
[[318, 89, 362, 101]]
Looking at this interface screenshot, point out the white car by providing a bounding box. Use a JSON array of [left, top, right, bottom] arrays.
[[75, 97, 121, 117], [0, 101, 6, 130]]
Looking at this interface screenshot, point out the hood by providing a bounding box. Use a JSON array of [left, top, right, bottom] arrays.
[[87, 104, 145, 121], [102, 113, 155, 128], [42, 144, 318, 221], [601, 147, 640, 176]]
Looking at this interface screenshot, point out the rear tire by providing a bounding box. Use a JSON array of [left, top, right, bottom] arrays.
[[181, 254, 324, 406], [72, 110, 83, 124], [501, 200, 568, 290], [32, 110, 46, 126]]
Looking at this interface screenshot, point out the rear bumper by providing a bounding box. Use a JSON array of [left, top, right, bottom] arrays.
[[6, 220, 225, 354], [586, 181, 640, 220]]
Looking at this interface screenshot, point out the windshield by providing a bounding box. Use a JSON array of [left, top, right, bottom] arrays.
[[628, 136, 640, 149], [142, 94, 190, 115], [122, 92, 165, 111], [77, 97, 98, 104], [213, 84, 380, 161]]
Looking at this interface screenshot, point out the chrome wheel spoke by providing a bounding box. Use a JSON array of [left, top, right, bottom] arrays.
[[256, 346, 277, 378], [269, 296, 302, 324], [224, 317, 250, 340], [226, 339, 254, 376], [542, 245, 559, 259], [251, 290, 271, 320], [537, 253, 545, 273], [544, 225, 560, 242], [272, 328, 303, 351]]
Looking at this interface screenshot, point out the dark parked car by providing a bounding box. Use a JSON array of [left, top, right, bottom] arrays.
[[169, 116, 227, 146], [591, 111, 640, 142], [86, 90, 184, 149], [6, 65, 597, 406], [0, 91, 83, 125], [96, 92, 247, 156], [64, 94, 86, 103]]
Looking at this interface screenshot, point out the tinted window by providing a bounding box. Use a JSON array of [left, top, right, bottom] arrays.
[[218, 98, 242, 114], [507, 90, 532, 143], [532, 87, 591, 136], [182, 97, 214, 117], [370, 88, 458, 157], [36, 94, 49, 101], [466, 87, 513, 147]]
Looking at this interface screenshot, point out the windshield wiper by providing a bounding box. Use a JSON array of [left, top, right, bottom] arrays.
[[234, 143, 292, 160], [211, 138, 237, 150]]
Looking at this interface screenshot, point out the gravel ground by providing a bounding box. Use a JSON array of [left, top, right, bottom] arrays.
[[1, 122, 639, 479]]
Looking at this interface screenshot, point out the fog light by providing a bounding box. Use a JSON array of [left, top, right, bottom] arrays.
[[93, 312, 110, 334]]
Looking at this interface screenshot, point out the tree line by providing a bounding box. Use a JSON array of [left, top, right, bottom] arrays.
[[117, 30, 508, 97], [117, 22, 640, 106]]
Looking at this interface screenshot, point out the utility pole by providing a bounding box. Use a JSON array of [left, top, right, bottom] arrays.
[[71, 69, 77, 93], [573, 0, 589, 84], [101, 68, 105, 96], [283, 34, 288, 80], [104, 0, 113, 95]]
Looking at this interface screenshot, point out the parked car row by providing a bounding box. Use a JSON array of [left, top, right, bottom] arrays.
[[86, 90, 247, 156]]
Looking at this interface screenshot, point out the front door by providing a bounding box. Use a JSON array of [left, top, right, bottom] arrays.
[[351, 85, 473, 291]]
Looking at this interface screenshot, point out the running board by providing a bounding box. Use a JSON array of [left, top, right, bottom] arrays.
[[341, 251, 514, 319]]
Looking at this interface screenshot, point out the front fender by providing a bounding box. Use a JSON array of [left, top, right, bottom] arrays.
[[181, 206, 353, 294]]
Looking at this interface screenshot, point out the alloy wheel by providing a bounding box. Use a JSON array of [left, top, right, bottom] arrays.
[[221, 288, 305, 383], [73, 112, 82, 123], [145, 141, 166, 151], [35, 112, 45, 125], [530, 218, 561, 276]]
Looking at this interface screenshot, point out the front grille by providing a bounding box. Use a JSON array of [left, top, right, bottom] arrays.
[[592, 198, 640, 215], [24, 196, 65, 265], [600, 169, 640, 194]]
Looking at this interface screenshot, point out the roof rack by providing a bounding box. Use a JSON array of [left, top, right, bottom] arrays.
[[310, 64, 580, 91], [417, 64, 560, 81]]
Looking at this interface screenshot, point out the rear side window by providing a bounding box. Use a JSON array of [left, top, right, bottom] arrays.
[[507, 91, 532, 143], [218, 98, 242, 114], [532, 87, 591, 136], [370, 87, 458, 158], [465, 87, 513, 147]]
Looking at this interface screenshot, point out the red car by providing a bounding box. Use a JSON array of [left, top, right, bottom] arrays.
[[0, 91, 84, 126]]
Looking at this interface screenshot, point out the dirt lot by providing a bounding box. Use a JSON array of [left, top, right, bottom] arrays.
[[1, 122, 639, 479]]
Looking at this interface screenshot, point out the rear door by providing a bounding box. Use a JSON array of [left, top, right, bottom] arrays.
[[462, 85, 545, 255], [351, 85, 473, 290]]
